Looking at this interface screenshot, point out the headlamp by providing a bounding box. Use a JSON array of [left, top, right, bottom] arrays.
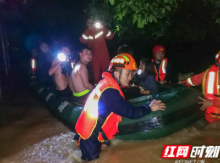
[[58, 53, 66, 62], [137, 69, 142, 75], [95, 22, 101, 29]]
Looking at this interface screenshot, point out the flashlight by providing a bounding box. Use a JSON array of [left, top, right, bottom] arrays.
[[95, 22, 101, 29], [58, 53, 66, 62], [137, 69, 142, 75]]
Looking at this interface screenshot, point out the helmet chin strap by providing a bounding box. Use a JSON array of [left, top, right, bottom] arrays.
[[118, 69, 122, 86]]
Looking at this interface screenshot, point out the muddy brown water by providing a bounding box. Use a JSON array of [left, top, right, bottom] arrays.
[[0, 93, 220, 163]]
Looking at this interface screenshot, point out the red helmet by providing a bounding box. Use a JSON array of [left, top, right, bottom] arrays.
[[153, 45, 165, 57], [215, 51, 220, 65]]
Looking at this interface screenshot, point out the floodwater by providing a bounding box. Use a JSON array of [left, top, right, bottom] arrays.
[[1, 92, 220, 163]]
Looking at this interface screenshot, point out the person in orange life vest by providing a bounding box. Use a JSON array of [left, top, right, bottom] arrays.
[[79, 19, 113, 84], [74, 53, 166, 161], [152, 45, 171, 84], [181, 52, 220, 123]]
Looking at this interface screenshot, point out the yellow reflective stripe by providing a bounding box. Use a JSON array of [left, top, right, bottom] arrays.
[[31, 59, 35, 69], [162, 60, 166, 73], [118, 54, 129, 61], [187, 78, 195, 86], [95, 31, 103, 39], [207, 72, 215, 94], [216, 53, 219, 59], [82, 34, 88, 40], [73, 89, 90, 97], [106, 31, 111, 37]]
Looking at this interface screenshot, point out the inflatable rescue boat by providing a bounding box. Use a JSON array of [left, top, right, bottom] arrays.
[[30, 79, 203, 140]]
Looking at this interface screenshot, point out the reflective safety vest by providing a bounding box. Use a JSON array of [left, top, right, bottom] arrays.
[[152, 58, 167, 81], [75, 72, 124, 142], [81, 30, 112, 41], [202, 65, 220, 118], [31, 58, 36, 73]]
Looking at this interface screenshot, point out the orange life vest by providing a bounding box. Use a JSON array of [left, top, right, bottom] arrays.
[[31, 58, 36, 73], [75, 72, 124, 142], [152, 58, 167, 81], [202, 65, 220, 118]]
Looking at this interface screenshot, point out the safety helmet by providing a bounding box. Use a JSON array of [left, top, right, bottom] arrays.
[[108, 53, 138, 72], [215, 51, 220, 65], [153, 45, 165, 57]]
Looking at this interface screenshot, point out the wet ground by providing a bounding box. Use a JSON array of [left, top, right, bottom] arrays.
[[0, 92, 220, 163]]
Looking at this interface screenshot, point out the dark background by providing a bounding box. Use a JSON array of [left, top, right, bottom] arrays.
[[0, 0, 219, 99]]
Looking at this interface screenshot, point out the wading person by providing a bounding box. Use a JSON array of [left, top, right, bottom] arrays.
[[74, 53, 166, 161], [181, 51, 220, 123], [70, 45, 93, 104], [152, 45, 171, 84], [79, 19, 113, 84]]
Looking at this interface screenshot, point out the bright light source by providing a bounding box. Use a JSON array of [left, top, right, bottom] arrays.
[[137, 69, 142, 75], [95, 22, 101, 29], [58, 53, 66, 61]]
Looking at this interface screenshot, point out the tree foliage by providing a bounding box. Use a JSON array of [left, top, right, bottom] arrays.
[[86, 0, 220, 40]]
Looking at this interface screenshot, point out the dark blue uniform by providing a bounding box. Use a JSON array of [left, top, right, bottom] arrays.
[[74, 88, 151, 161]]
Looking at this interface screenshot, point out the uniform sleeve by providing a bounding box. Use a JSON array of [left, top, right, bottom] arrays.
[[184, 71, 206, 87], [103, 27, 113, 39], [213, 100, 220, 108], [99, 88, 152, 119], [79, 29, 91, 44]]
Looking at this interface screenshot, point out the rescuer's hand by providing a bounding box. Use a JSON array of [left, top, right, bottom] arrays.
[[149, 100, 166, 111], [198, 96, 213, 111]]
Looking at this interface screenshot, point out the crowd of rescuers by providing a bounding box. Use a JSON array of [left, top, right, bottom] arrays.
[[30, 19, 171, 103], [29, 19, 220, 162]]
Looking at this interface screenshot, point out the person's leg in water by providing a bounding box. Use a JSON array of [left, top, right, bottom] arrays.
[[91, 55, 102, 84], [74, 134, 102, 161]]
